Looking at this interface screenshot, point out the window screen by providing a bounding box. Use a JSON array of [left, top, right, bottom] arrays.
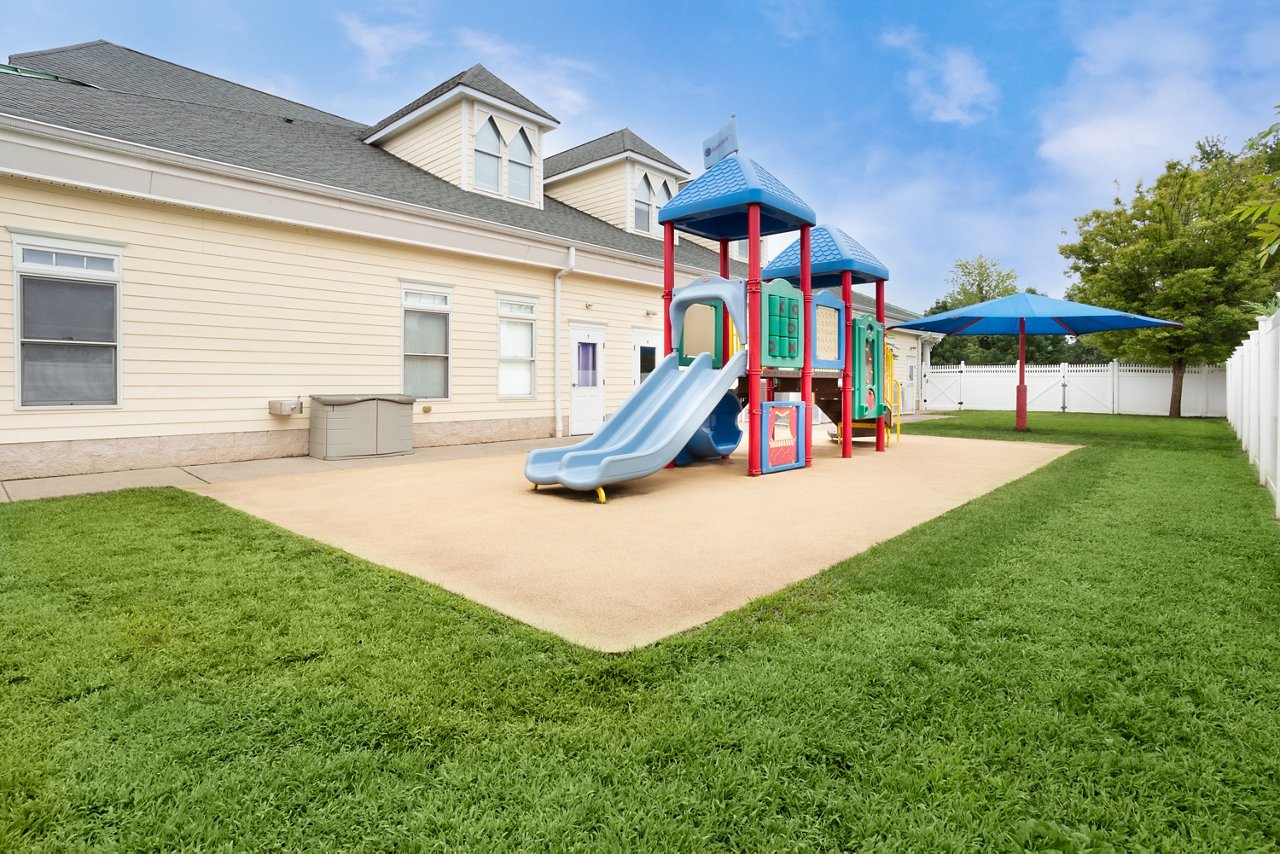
[[19, 275, 118, 406]]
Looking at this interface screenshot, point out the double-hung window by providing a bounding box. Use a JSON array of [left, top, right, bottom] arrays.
[[474, 116, 537, 202], [498, 297, 536, 397], [15, 233, 122, 407], [474, 118, 502, 193], [403, 286, 450, 399], [634, 175, 653, 233], [508, 130, 534, 201], [655, 181, 672, 226], [634, 175, 673, 235]]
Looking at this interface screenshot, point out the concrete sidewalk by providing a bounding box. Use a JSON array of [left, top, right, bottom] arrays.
[[0, 434, 581, 502]]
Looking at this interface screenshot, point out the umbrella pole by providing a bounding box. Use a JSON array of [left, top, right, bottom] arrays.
[[1016, 318, 1028, 431]]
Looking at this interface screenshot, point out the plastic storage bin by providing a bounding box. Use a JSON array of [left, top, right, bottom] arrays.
[[308, 393, 415, 460]]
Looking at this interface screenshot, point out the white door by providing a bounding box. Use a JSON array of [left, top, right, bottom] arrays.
[[898, 354, 918, 414], [633, 329, 660, 387], [569, 324, 606, 435]]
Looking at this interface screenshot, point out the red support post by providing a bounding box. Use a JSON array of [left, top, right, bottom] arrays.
[[800, 225, 813, 467], [747, 204, 763, 477], [875, 278, 887, 453], [719, 238, 731, 363], [1016, 318, 1029, 431], [841, 271, 853, 459], [662, 222, 675, 356]]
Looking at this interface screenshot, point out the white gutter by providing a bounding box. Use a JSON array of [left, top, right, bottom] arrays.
[[553, 246, 576, 437]]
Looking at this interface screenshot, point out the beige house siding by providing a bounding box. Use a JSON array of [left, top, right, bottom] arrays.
[[544, 160, 628, 229], [1, 176, 666, 476], [379, 103, 464, 186]]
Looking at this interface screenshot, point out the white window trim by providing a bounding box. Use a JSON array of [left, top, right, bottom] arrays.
[[11, 230, 124, 410], [497, 293, 538, 400], [401, 282, 452, 402]]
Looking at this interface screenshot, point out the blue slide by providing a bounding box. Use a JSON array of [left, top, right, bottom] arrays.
[[526, 349, 747, 495]]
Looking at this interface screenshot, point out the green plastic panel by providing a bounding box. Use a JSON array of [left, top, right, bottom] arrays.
[[852, 314, 885, 419], [760, 279, 803, 369]]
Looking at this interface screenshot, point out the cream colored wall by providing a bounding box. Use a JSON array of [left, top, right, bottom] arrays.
[[560, 273, 663, 412], [886, 330, 922, 410], [380, 103, 464, 187], [0, 175, 664, 446], [543, 161, 628, 229]]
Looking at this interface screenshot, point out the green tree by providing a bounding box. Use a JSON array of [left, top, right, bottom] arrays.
[[1060, 140, 1280, 416], [1231, 105, 1280, 267]]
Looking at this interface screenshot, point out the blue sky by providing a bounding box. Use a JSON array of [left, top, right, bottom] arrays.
[[6, 0, 1278, 311]]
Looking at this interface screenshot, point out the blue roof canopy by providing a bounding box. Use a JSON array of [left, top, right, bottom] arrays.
[[890, 293, 1182, 336], [658, 154, 815, 240], [763, 224, 889, 287]]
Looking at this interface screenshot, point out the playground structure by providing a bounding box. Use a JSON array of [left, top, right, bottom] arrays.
[[526, 155, 892, 501]]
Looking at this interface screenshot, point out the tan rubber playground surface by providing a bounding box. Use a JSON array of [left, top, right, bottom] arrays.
[[191, 434, 1076, 652]]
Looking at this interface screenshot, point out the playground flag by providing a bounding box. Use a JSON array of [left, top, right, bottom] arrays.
[[703, 115, 739, 169]]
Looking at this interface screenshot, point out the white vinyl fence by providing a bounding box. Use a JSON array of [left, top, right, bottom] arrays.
[[1226, 310, 1280, 517], [923, 361, 1226, 417]]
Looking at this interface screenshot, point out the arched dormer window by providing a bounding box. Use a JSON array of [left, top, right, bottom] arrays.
[[474, 117, 502, 193], [634, 175, 653, 233], [656, 181, 672, 224], [508, 129, 533, 201]]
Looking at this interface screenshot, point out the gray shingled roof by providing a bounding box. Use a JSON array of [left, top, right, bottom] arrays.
[[364, 63, 557, 139], [0, 42, 730, 273], [545, 128, 687, 179], [11, 40, 359, 127]]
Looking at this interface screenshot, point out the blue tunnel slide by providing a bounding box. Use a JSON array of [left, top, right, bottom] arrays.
[[525, 349, 747, 495]]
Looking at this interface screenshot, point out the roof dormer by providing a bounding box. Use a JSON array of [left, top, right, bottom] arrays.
[[543, 129, 689, 236], [364, 64, 558, 208]]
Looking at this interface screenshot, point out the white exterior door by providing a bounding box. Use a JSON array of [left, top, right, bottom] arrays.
[[898, 354, 918, 414], [633, 328, 660, 387], [569, 324, 606, 435]]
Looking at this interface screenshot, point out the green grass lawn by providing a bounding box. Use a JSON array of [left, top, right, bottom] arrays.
[[2, 413, 1278, 850]]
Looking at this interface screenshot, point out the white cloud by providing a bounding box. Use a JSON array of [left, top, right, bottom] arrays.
[[756, 0, 828, 41], [455, 29, 594, 119], [337, 12, 428, 79], [881, 26, 998, 126], [1036, 7, 1253, 196]]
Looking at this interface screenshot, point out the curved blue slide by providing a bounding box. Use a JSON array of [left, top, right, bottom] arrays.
[[526, 349, 747, 494]]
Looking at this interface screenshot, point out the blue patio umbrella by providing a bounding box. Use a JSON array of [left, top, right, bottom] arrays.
[[890, 292, 1182, 430]]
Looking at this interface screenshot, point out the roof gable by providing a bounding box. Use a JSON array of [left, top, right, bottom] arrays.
[[364, 63, 557, 141]]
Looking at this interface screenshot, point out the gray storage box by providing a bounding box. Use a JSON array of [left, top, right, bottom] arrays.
[[309, 393, 415, 460]]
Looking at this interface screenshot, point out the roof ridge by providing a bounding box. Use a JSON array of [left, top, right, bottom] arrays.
[[9, 39, 110, 61], [460, 63, 557, 122], [546, 129, 624, 160], [545, 127, 686, 176], [16, 40, 360, 126], [8, 77, 368, 132]]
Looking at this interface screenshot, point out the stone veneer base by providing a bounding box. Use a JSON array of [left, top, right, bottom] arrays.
[[1, 417, 559, 480]]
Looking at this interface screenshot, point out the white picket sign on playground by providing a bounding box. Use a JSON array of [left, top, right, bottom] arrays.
[[922, 361, 1226, 417], [1227, 309, 1280, 518]]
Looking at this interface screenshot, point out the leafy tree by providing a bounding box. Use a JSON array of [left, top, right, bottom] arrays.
[[1231, 105, 1280, 267], [1060, 139, 1280, 416]]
